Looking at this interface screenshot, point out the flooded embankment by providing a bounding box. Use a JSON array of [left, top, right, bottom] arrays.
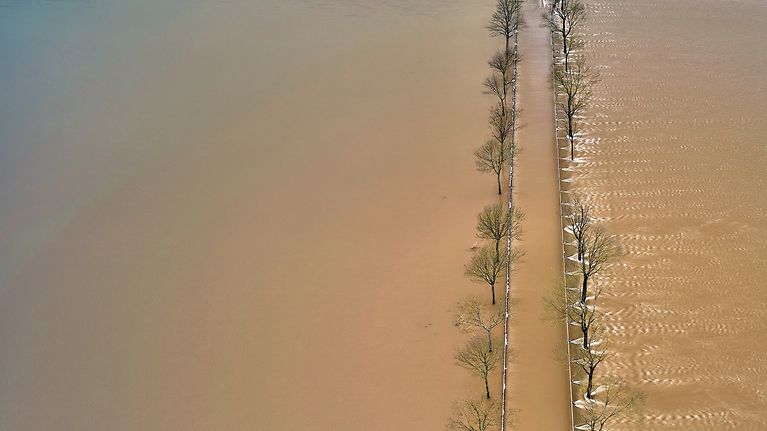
[[507, 0, 573, 429], [569, 0, 767, 429], [0, 1, 505, 429]]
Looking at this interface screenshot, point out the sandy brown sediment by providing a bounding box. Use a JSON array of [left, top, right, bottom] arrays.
[[506, 1, 573, 429]]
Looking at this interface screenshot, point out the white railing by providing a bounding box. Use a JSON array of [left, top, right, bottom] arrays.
[[547, 3, 578, 430]]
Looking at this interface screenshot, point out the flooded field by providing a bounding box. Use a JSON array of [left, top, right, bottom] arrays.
[[3, 0, 763, 428], [0, 1, 505, 429], [571, 0, 767, 429]]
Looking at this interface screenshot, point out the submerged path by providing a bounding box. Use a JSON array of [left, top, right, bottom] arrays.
[[507, 1, 572, 430]]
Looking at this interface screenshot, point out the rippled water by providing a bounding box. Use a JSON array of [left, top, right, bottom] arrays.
[[568, 0, 767, 429]]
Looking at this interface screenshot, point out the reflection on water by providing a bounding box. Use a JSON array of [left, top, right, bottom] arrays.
[[573, 0, 767, 429]]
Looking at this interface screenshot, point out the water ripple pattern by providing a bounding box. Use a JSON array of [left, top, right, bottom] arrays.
[[570, 0, 767, 429]]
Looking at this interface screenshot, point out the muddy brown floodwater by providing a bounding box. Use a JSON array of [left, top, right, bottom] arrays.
[[0, 1, 516, 429], [568, 0, 767, 429]]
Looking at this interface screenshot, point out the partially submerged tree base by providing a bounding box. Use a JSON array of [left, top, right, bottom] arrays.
[[455, 336, 501, 399], [455, 297, 506, 353], [475, 138, 512, 195], [476, 202, 525, 256], [553, 56, 597, 163], [465, 244, 522, 305], [576, 381, 644, 431]]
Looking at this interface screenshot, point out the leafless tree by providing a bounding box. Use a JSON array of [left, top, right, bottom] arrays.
[[456, 297, 505, 352], [456, 336, 502, 399], [488, 49, 516, 78], [487, 49, 516, 116], [553, 56, 597, 160], [466, 244, 521, 305], [488, 105, 516, 155], [475, 137, 513, 195], [543, 0, 587, 71], [564, 193, 592, 261], [579, 226, 619, 304], [575, 296, 602, 352], [545, 280, 602, 351], [484, 73, 511, 119], [482, 104, 519, 194], [487, 0, 524, 52], [574, 330, 608, 400], [476, 202, 524, 256], [447, 398, 501, 431], [580, 381, 643, 431]]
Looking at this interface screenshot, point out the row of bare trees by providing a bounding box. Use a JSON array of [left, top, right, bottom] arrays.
[[456, 202, 523, 401], [549, 194, 643, 430], [475, 0, 524, 195], [543, 1, 644, 428], [544, 0, 597, 161], [447, 1, 524, 431]]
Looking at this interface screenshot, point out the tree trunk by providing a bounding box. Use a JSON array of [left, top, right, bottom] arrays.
[[487, 330, 493, 352], [567, 95, 575, 160], [561, 18, 568, 71], [581, 273, 589, 303], [497, 171, 502, 195], [502, 62, 509, 118], [564, 47, 569, 71], [586, 368, 594, 399], [568, 107, 575, 161], [570, 135, 575, 161], [485, 375, 491, 399], [582, 322, 589, 350], [491, 282, 496, 305], [500, 99, 506, 120]]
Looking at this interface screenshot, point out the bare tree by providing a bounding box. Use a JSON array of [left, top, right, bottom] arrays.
[[476, 202, 524, 256], [487, 49, 517, 118], [447, 398, 501, 431], [575, 295, 602, 352], [487, 0, 523, 52], [574, 331, 607, 400], [579, 226, 619, 303], [484, 73, 510, 119], [474, 138, 513, 195], [564, 193, 592, 261], [543, 0, 587, 71], [488, 49, 516, 78], [545, 279, 601, 351], [456, 297, 505, 352], [456, 336, 502, 399], [580, 382, 643, 431], [481, 104, 519, 195], [488, 105, 515, 155], [466, 244, 520, 305], [553, 57, 597, 160]]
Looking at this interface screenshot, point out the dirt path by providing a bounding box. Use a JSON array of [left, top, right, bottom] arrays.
[[507, 1, 573, 429]]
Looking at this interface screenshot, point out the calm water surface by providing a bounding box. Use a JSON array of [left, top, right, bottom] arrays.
[[1, 1, 500, 429]]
